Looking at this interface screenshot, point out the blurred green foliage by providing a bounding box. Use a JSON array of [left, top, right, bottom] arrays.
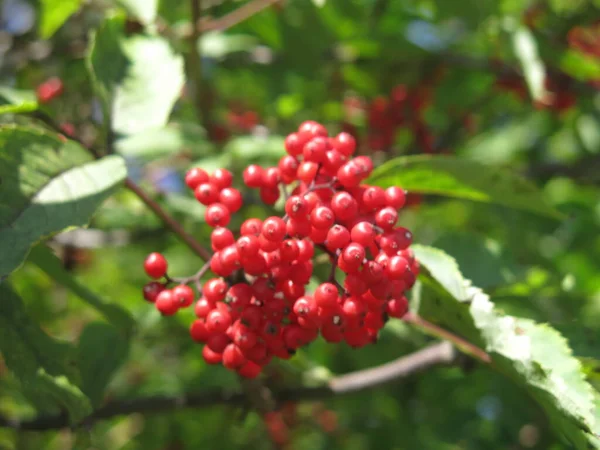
[[1, 0, 600, 449]]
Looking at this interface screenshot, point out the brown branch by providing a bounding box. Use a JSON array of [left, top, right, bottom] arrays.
[[0, 342, 456, 431], [200, 0, 281, 33], [187, 0, 206, 125], [403, 313, 491, 364], [124, 178, 212, 261]]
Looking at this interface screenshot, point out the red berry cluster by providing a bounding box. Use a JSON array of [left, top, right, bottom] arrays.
[[142, 121, 418, 378], [36, 77, 64, 104]]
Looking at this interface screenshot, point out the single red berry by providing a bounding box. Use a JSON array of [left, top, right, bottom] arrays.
[[262, 167, 281, 189], [285, 195, 309, 219], [303, 137, 328, 163], [204, 278, 228, 303], [219, 187, 243, 213], [211, 227, 235, 251], [243, 164, 265, 188], [386, 255, 409, 280], [362, 186, 386, 211], [144, 252, 168, 279], [341, 243, 366, 272], [310, 205, 335, 229], [190, 319, 210, 342], [238, 360, 262, 378], [36, 77, 64, 103], [278, 155, 300, 183], [326, 225, 351, 251], [173, 284, 195, 307], [155, 290, 178, 315], [241, 218, 263, 236], [260, 186, 280, 205], [333, 132, 356, 156], [297, 161, 319, 184], [351, 221, 376, 247], [387, 296, 409, 318], [206, 308, 233, 334], [222, 343, 247, 369], [385, 186, 406, 209], [202, 345, 223, 364], [375, 207, 398, 231], [262, 217, 287, 242], [219, 245, 241, 273], [210, 168, 233, 190], [143, 281, 164, 302], [194, 297, 213, 318], [330, 191, 358, 221], [185, 168, 209, 190], [296, 239, 314, 261], [205, 203, 231, 227], [314, 282, 339, 310], [236, 234, 260, 258], [285, 132, 305, 157], [194, 182, 220, 205]]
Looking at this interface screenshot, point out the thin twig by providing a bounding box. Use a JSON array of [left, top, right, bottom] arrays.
[[403, 313, 491, 363], [188, 0, 205, 125], [0, 342, 457, 431], [124, 179, 212, 261]]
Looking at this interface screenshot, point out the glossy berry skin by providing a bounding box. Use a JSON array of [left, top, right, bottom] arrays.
[[205, 203, 231, 227], [155, 290, 178, 315], [144, 252, 168, 279], [173, 284, 195, 307], [185, 168, 209, 190]]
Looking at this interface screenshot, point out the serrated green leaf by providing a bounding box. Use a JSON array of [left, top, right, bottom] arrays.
[[0, 87, 37, 114], [40, 0, 83, 38], [413, 245, 598, 448], [0, 126, 127, 280], [0, 284, 92, 423], [88, 16, 185, 136], [117, 0, 158, 25], [368, 155, 562, 219], [27, 245, 135, 333], [77, 323, 129, 407]]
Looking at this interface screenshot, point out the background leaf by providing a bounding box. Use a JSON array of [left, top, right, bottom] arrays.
[[0, 126, 127, 280], [117, 0, 158, 25], [369, 155, 562, 218], [27, 245, 135, 334], [0, 284, 91, 424], [88, 16, 185, 136], [0, 87, 37, 114], [76, 322, 129, 407], [40, 0, 83, 38]]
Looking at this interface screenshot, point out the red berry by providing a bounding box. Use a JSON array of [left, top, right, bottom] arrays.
[[314, 283, 339, 309], [205, 203, 231, 227], [206, 309, 233, 334], [351, 222, 376, 247], [202, 345, 223, 364], [155, 290, 178, 315], [385, 186, 406, 209], [204, 278, 228, 302], [262, 217, 287, 242], [194, 182, 220, 205], [243, 164, 265, 188], [326, 225, 351, 251], [330, 191, 358, 221], [143, 281, 164, 302], [262, 167, 281, 189], [219, 187, 243, 213], [190, 319, 210, 342], [285, 195, 309, 219], [238, 360, 262, 378], [185, 168, 209, 189], [144, 252, 168, 279], [236, 235, 260, 258], [303, 137, 328, 163], [211, 227, 235, 251], [210, 168, 233, 190], [173, 284, 195, 307], [285, 132, 305, 157], [333, 132, 356, 156], [260, 187, 280, 205], [310, 206, 335, 229], [222, 343, 247, 369], [36, 77, 64, 103], [241, 218, 263, 236], [375, 207, 398, 231]]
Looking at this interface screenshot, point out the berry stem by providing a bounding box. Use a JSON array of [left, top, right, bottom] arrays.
[[169, 261, 211, 286]]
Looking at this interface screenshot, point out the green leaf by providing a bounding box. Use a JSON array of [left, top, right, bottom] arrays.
[[115, 123, 210, 160], [88, 16, 185, 136], [40, 0, 83, 38], [0, 87, 37, 114], [412, 245, 598, 449], [28, 245, 135, 333], [510, 24, 546, 102], [77, 323, 129, 407], [0, 284, 92, 423], [0, 126, 127, 280], [117, 0, 158, 25], [224, 135, 286, 166], [368, 155, 562, 219]]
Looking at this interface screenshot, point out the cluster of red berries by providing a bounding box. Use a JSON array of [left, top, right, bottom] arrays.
[[36, 77, 64, 104], [142, 121, 418, 378]]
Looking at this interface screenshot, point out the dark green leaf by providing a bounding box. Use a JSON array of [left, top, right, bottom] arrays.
[[88, 16, 185, 136], [413, 245, 598, 449], [28, 245, 135, 333], [40, 0, 83, 38], [0, 284, 91, 423], [0, 126, 127, 280], [77, 322, 129, 407], [369, 155, 562, 219]]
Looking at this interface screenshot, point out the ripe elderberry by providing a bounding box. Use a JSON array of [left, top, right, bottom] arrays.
[[141, 120, 418, 378]]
